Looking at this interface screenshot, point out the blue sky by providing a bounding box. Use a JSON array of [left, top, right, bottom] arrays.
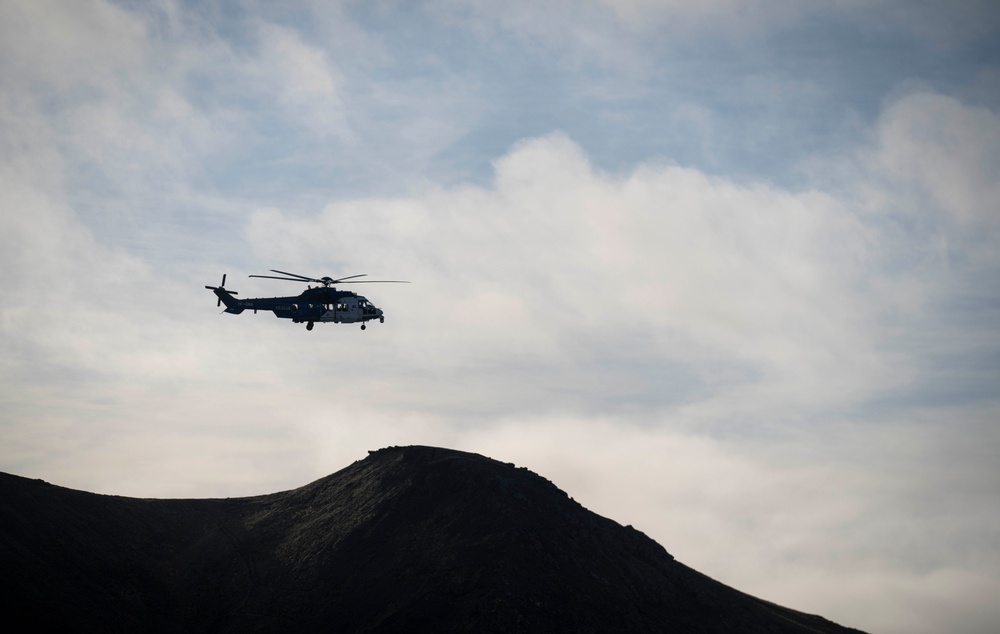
[[2, 1, 999, 632]]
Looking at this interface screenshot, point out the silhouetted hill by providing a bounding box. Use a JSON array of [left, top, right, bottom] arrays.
[[0, 445, 865, 633]]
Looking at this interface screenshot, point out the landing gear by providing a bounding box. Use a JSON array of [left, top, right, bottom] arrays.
[[379, 316, 384, 323], [306, 321, 314, 331], [360, 324, 366, 330]]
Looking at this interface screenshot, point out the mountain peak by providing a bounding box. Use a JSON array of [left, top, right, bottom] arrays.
[[0, 445, 864, 633]]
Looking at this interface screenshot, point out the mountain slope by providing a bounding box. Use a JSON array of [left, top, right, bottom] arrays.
[[0, 445, 865, 633]]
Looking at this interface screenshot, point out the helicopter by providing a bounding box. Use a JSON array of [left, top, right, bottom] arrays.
[[206, 270, 409, 331]]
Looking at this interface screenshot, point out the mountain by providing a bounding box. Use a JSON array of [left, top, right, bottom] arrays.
[[0, 445, 865, 633]]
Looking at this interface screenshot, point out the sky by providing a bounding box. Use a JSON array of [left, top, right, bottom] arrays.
[[1, 0, 999, 632]]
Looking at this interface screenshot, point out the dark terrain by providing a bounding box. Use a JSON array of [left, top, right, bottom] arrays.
[[0, 445, 865, 633]]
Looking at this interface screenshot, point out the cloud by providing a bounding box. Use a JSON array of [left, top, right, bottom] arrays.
[[873, 91, 1000, 226], [0, 0, 147, 91], [247, 21, 352, 141], [247, 131, 910, 424]]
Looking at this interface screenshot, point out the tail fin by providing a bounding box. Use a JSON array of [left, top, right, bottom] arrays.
[[205, 274, 244, 314], [214, 288, 244, 313]]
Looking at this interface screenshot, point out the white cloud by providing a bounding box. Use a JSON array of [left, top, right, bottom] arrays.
[[874, 91, 1000, 226], [249, 21, 353, 141], [248, 131, 908, 421], [0, 0, 147, 91], [0, 82, 239, 387]]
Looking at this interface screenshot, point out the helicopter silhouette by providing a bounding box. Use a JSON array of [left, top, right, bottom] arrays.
[[206, 270, 409, 331]]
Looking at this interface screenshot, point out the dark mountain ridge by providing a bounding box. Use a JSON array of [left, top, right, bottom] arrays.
[[0, 445, 865, 633]]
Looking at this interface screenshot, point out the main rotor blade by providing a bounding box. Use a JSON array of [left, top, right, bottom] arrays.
[[327, 274, 368, 284], [249, 274, 313, 283], [335, 280, 410, 284], [270, 270, 372, 284], [269, 269, 318, 282], [249, 270, 407, 285]]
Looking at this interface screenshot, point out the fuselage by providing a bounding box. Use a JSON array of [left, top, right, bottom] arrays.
[[213, 286, 384, 325]]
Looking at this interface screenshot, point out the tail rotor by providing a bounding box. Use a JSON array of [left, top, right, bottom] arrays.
[[205, 274, 239, 307]]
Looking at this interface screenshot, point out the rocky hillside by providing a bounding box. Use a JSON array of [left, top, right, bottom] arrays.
[[0, 445, 865, 633]]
